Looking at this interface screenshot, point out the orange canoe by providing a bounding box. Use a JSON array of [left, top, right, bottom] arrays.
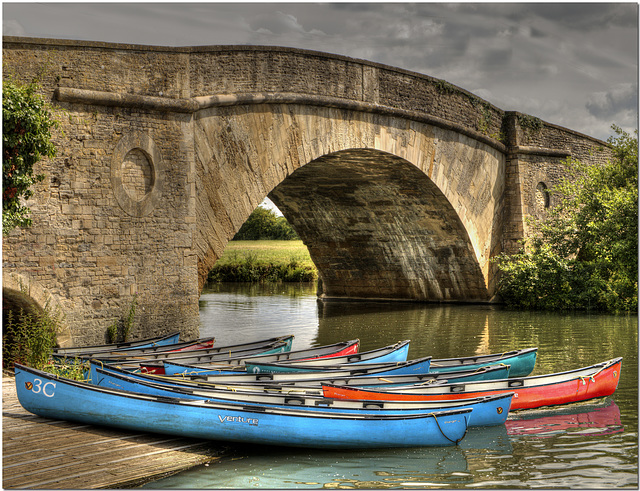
[[323, 357, 622, 411]]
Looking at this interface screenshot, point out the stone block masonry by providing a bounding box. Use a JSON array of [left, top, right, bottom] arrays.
[[2, 37, 612, 345]]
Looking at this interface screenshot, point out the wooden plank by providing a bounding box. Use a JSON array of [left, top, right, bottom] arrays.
[[3, 375, 227, 489]]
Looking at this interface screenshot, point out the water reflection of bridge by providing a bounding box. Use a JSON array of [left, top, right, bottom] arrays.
[[316, 301, 497, 356]]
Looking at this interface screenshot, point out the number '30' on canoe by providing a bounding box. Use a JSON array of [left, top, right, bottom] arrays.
[[322, 357, 622, 411], [14, 364, 472, 449]]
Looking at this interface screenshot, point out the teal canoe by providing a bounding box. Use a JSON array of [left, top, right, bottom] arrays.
[[429, 348, 538, 378]]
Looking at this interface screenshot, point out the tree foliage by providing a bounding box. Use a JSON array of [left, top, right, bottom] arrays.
[[233, 206, 299, 240], [3, 78, 58, 235], [496, 126, 638, 313]]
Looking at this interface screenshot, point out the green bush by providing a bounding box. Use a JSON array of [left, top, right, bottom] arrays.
[[496, 126, 638, 313], [233, 207, 299, 240], [207, 256, 317, 283], [3, 78, 58, 235], [106, 295, 138, 343]]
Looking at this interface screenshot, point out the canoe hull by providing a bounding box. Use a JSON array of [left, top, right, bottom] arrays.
[[323, 358, 622, 411], [15, 365, 471, 449]]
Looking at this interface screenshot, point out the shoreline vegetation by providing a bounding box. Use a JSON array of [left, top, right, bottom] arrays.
[[206, 240, 318, 284]]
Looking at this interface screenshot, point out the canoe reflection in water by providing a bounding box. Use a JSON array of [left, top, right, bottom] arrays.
[[506, 399, 623, 438], [142, 425, 513, 490], [141, 401, 623, 489]]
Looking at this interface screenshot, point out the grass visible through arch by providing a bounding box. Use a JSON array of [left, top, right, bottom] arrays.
[[206, 240, 317, 283]]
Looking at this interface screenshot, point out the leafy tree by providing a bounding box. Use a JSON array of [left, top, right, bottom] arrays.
[[233, 206, 299, 240], [496, 126, 638, 313], [3, 78, 58, 235]]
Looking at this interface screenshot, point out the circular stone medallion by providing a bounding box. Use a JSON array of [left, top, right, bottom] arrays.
[[111, 132, 163, 217]]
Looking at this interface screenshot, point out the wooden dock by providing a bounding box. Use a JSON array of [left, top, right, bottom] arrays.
[[2, 376, 227, 489]]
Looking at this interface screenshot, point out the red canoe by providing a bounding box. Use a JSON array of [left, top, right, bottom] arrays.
[[322, 357, 622, 411]]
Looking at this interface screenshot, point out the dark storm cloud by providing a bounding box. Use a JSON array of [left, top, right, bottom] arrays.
[[586, 83, 639, 119], [2, 2, 637, 140], [521, 3, 638, 29]]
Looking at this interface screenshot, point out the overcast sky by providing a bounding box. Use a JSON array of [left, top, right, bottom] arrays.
[[3, 2, 638, 141]]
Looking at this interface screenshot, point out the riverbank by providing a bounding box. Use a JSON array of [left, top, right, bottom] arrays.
[[2, 375, 227, 489], [207, 240, 317, 283]]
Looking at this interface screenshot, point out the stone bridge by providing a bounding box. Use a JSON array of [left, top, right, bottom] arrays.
[[2, 37, 612, 345]]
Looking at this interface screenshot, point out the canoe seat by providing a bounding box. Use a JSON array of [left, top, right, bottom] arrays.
[[362, 402, 385, 409], [284, 397, 305, 405]]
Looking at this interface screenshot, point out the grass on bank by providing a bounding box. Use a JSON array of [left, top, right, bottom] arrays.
[[3, 307, 87, 380], [207, 240, 318, 283]]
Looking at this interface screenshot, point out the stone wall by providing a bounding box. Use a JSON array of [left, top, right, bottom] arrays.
[[2, 37, 612, 345], [2, 38, 200, 345], [501, 113, 612, 252]]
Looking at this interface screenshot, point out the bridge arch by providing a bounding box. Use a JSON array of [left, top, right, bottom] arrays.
[[2, 272, 72, 347], [270, 148, 488, 301], [194, 103, 505, 301]]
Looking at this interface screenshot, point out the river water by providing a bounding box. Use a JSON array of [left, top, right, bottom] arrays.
[[145, 283, 638, 489]]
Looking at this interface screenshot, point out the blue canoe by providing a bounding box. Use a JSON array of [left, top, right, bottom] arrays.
[[89, 359, 510, 390], [92, 365, 513, 427], [159, 355, 434, 380], [243, 340, 411, 373], [91, 335, 296, 362], [14, 364, 471, 449], [428, 348, 538, 378], [52, 336, 216, 359], [164, 347, 538, 378], [52, 332, 181, 356]]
